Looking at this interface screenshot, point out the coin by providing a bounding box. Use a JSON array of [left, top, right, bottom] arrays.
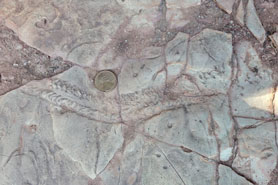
[[94, 70, 117, 92]]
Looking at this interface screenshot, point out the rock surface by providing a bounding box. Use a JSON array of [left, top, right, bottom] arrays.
[[214, 0, 235, 14], [0, 0, 278, 185], [236, 0, 244, 26], [246, 0, 266, 43]]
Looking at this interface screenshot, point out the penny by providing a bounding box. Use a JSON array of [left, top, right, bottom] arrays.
[[94, 70, 117, 92]]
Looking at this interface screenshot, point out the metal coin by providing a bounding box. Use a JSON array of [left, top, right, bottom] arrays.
[[94, 70, 117, 92]]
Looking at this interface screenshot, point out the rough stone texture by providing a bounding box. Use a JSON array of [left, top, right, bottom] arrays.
[[0, 25, 72, 96], [1, 0, 278, 185]]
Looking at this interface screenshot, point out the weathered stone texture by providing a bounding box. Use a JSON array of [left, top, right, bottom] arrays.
[[0, 0, 277, 185]]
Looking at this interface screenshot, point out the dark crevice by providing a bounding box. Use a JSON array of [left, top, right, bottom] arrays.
[[219, 161, 258, 185]]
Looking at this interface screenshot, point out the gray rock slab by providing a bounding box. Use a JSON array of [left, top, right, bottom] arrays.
[[232, 41, 274, 127], [219, 165, 253, 185], [187, 29, 233, 94], [214, 0, 235, 14], [246, 0, 266, 43], [0, 0, 277, 184], [233, 122, 278, 185]]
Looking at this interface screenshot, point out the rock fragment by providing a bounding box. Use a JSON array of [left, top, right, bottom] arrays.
[[214, 0, 235, 14], [246, 0, 266, 43], [269, 32, 278, 48], [236, 0, 244, 26]]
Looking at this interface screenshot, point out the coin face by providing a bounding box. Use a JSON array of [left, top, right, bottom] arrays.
[[94, 70, 117, 92]]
